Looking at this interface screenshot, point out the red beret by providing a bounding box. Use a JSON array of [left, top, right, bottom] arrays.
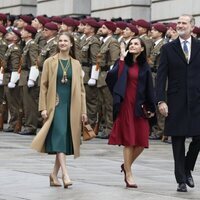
[[98, 20, 106, 27], [192, 26, 200, 35], [36, 16, 48, 26], [116, 21, 127, 30], [85, 19, 100, 28], [44, 22, 58, 31], [131, 20, 136, 26], [51, 16, 63, 24], [12, 28, 21, 38], [136, 19, 151, 30], [20, 15, 32, 24], [0, 25, 7, 35], [79, 19, 86, 25], [103, 21, 116, 32], [0, 13, 7, 21], [152, 23, 167, 34], [62, 17, 76, 27], [166, 22, 177, 31], [24, 25, 37, 34], [73, 19, 80, 27], [127, 24, 139, 35]]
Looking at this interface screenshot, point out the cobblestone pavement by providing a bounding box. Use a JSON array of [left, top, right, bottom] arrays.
[[0, 132, 199, 200]]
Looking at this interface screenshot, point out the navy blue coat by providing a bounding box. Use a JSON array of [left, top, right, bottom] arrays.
[[156, 37, 200, 136], [106, 59, 155, 121]]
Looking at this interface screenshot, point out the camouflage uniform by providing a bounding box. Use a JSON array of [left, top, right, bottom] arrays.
[[80, 35, 101, 126], [148, 39, 166, 139], [18, 39, 39, 134], [3, 43, 21, 132], [96, 36, 120, 138]]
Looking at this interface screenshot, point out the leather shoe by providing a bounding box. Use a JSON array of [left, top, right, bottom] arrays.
[[19, 130, 36, 135], [149, 135, 162, 140], [177, 183, 187, 192], [186, 170, 194, 188], [3, 126, 14, 132]]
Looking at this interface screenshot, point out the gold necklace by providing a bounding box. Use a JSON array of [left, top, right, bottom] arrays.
[[59, 58, 71, 84]]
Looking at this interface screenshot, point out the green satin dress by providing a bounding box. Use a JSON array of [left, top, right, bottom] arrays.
[[45, 59, 74, 155]]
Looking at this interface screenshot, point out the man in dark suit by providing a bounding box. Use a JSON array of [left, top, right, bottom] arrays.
[[156, 14, 200, 192]]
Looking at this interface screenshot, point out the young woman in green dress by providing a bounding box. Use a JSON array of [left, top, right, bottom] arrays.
[[34, 32, 87, 188]]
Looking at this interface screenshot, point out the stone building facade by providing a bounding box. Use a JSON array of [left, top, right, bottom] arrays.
[[0, 0, 199, 25]]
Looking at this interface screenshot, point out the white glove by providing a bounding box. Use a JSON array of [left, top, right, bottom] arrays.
[[27, 79, 35, 87], [88, 78, 96, 86], [0, 72, 3, 85], [8, 82, 16, 88]]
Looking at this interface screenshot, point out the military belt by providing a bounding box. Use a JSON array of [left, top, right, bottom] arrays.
[[100, 66, 108, 71], [81, 62, 91, 67]]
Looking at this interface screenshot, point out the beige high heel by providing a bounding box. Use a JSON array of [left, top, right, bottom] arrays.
[[49, 173, 62, 187], [62, 175, 72, 188]]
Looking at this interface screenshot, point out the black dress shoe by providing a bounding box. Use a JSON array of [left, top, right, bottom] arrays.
[[186, 170, 194, 188], [3, 127, 14, 132], [177, 183, 187, 192], [19, 130, 36, 135], [149, 135, 162, 140]]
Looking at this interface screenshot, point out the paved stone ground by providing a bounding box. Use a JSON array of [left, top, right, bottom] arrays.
[[0, 132, 199, 200]]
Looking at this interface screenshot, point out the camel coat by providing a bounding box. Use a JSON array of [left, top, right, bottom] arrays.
[[31, 54, 86, 158]]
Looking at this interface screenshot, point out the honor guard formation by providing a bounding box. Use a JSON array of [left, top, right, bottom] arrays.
[[0, 13, 200, 140]]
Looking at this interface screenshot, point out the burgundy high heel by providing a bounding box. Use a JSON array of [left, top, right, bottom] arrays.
[[121, 164, 138, 188]]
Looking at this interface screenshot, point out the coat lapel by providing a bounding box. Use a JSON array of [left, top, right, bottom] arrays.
[[172, 38, 187, 63], [71, 57, 77, 97]]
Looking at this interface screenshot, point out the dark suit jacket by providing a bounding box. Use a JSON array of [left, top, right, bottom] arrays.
[[106, 59, 155, 121], [156, 37, 200, 136]]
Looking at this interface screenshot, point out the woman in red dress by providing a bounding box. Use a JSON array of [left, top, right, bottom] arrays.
[[106, 37, 155, 188]]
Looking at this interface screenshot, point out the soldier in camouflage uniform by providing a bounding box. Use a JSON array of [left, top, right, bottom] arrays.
[[136, 19, 153, 57], [37, 22, 58, 70], [114, 21, 127, 43], [18, 25, 39, 135], [96, 21, 120, 139], [80, 19, 101, 126], [122, 24, 139, 48], [32, 16, 48, 51], [3, 29, 22, 133], [0, 25, 8, 130], [148, 23, 167, 140], [60, 18, 81, 61]]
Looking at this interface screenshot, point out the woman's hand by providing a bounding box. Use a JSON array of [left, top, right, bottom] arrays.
[[120, 42, 128, 60], [81, 114, 88, 125], [41, 110, 48, 120]]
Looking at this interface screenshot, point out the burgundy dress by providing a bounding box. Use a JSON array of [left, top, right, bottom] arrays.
[[108, 60, 150, 148]]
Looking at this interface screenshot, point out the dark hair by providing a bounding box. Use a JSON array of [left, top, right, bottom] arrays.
[[57, 32, 76, 59], [124, 37, 147, 66]]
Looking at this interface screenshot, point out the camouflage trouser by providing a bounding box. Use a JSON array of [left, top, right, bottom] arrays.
[[4, 86, 21, 128], [151, 106, 165, 137], [0, 85, 8, 123], [21, 86, 39, 131], [97, 86, 113, 135], [84, 84, 98, 126]]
